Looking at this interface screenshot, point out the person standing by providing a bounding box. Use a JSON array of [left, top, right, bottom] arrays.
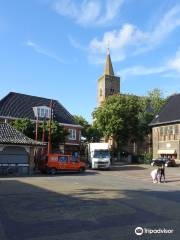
[[151, 168, 158, 183], [160, 164, 166, 183]]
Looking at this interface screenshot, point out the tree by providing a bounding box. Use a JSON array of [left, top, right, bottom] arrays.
[[73, 115, 89, 138], [10, 118, 35, 139], [147, 88, 167, 114], [73, 115, 102, 142], [93, 94, 141, 148], [10, 119, 68, 148], [138, 89, 167, 137]]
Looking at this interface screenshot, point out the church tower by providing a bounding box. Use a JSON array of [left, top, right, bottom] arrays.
[[97, 50, 120, 106]]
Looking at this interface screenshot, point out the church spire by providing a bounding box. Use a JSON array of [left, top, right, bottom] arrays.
[[104, 49, 114, 76]]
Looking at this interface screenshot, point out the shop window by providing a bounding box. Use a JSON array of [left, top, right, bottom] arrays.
[[175, 125, 179, 134], [168, 126, 173, 134], [164, 126, 168, 135], [160, 127, 163, 135]]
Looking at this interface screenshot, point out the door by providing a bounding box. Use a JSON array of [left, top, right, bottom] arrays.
[[0, 146, 29, 175], [68, 156, 80, 170], [58, 155, 69, 170]]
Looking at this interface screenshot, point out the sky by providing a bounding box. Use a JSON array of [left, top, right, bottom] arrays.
[[1, 0, 180, 122]]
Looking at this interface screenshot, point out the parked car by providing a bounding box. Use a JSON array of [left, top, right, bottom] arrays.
[[150, 158, 176, 167]]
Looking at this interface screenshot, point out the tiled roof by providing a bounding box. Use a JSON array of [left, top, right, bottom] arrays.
[[150, 94, 180, 126], [0, 92, 78, 125], [0, 123, 45, 146]]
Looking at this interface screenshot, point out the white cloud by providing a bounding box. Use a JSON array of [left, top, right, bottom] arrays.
[[53, 0, 123, 26], [168, 49, 180, 72], [68, 35, 87, 51], [89, 23, 147, 63], [120, 48, 180, 80], [135, 4, 180, 54], [120, 66, 167, 78], [89, 4, 180, 62], [26, 40, 65, 64]]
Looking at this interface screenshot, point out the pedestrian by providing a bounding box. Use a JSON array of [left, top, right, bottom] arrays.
[[157, 167, 161, 183], [160, 164, 166, 183], [151, 168, 159, 183]]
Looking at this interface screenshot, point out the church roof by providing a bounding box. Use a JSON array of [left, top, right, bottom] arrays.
[[0, 123, 45, 146], [0, 92, 79, 126], [104, 52, 114, 76]]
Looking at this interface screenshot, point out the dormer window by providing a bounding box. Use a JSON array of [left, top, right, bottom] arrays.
[[33, 106, 52, 119]]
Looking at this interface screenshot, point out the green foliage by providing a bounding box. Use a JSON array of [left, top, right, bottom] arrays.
[[138, 89, 168, 138], [10, 119, 67, 148], [85, 125, 102, 142], [147, 88, 166, 114], [73, 115, 89, 138], [73, 115, 102, 142], [10, 118, 35, 139], [38, 121, 68, 148], [93, 89, 167, 150], [93, 94, 141, 147], [140, 153, 153, 164]]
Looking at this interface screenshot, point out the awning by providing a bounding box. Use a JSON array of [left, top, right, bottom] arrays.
[[157, 149, 176, 154]]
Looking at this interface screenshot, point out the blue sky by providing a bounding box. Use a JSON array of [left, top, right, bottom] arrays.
[[1, 0, 180, 122]]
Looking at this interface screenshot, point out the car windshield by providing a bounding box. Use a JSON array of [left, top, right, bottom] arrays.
[[93, 150, 110, 158]]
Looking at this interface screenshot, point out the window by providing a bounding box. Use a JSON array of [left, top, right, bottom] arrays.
[[164, 127, 168, 134], [175, 125, 179, 134], [68, 129, 76, 140], [71, 156, 78, 162], [33, 106, 52, 119], [58, 156, 68, 163], [168, 126, 173, 134], [93, 150, 110, 158], [110, 88, 114, 95], [160, 127, 163, 135]]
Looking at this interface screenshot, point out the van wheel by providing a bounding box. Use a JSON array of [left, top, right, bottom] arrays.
[[79, 167, 85, 173], [48, 168, 57, 175]]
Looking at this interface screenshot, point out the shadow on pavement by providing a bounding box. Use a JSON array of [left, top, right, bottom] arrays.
[[0, 170, 99, 179], [0, 180, 180, 240]]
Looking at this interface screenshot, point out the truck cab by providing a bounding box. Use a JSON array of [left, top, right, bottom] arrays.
[[88, 143, 111, 169], [39, 154, 86, 174]]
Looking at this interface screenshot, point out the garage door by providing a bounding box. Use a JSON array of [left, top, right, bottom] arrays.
[[0, 146, 28, 164], [0, 146, 29, 175]]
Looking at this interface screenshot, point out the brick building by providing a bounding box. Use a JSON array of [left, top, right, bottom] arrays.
[[0, 92, 81, 154], [150, 94, 180, 161]]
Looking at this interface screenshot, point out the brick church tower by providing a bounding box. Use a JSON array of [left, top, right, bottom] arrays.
[[97, 50, 120, 106]]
